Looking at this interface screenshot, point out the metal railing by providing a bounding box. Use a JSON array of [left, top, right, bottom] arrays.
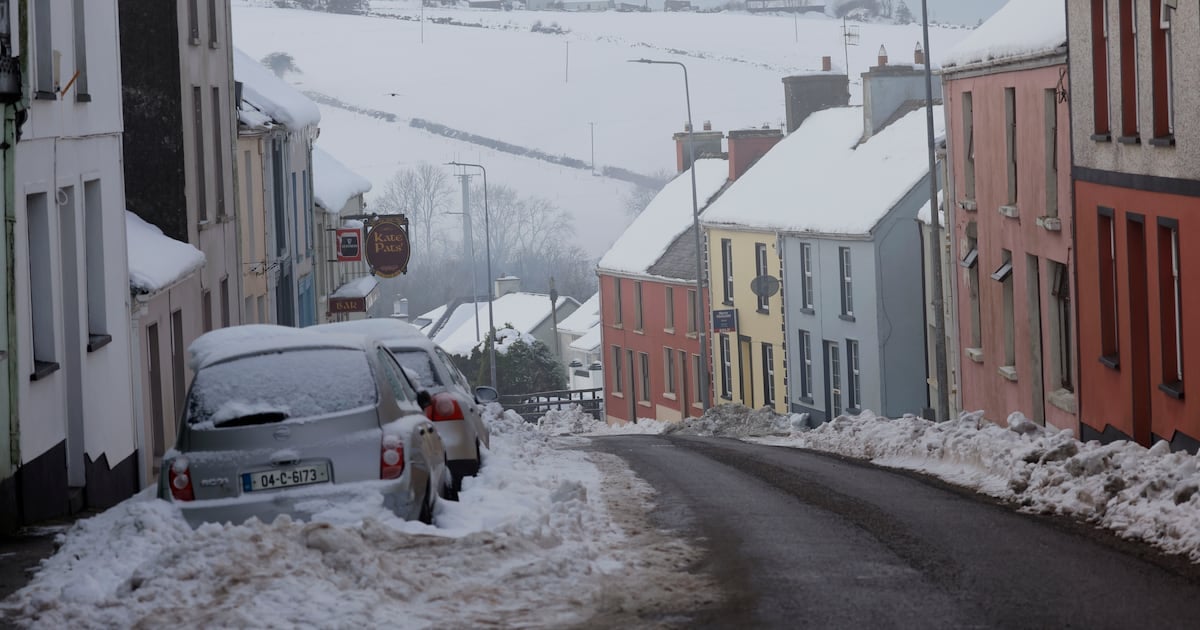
[[499, 387, 604, 423]]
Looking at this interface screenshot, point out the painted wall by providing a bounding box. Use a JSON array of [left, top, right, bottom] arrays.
[[14, 0, 138, 521], [703, 226, 785, 413], [944, 61, 1077, 432], [237, 133, 270, 324], [599, 273, 706, 423]]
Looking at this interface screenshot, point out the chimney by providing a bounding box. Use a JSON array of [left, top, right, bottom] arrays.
[[877, 45, 889, 67], [494, 275, 521, 298], [914, 41, 925, 66], [782, 65, 851, 133], [821, 55, 832, 72], [674, 123, 726, 173], [727, 128, 783, 182], [860, 43, 941, 140]]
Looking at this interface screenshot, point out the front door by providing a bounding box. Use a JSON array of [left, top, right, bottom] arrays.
[[824, 341, 842, 420], [739, 335, 754, 408]]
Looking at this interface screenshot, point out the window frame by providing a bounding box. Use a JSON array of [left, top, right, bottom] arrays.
[[761, 342, 775, 407], [720, 333, 732, 399], [664, 347, 676, 395], [846, 339, 861, 412], [1158, 218, 1183, 397], [611, 345, 623, 395], [799, 330, 813, 402], [839, 247, 854, 319], [639, 352, 651, 403], [665, 286, 675, 331], [634, 280, 644, 332], [721, 238, 734, 305], [755, 242, 769, 313], [799, 242, 814, 311], [1098, 208, 1121, 365]]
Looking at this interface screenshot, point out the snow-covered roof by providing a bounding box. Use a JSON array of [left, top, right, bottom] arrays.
[[569, 325, 602, 353], [126, 211, 205, 295], [597, 159, 728, 278], [434, 292, 579, 356], [233, 48, 321, 130], [313, 146, 372, 214], [701, 106, 943, 236], [940, 0, 1067, 70], [414, 304, 446, 332], [557, 292, 599, 336], [330, 274, 379, 299], [188, 325, 363, 372]]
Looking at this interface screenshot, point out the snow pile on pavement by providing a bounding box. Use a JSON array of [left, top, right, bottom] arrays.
[[752, 411, 1200, 561], [664, 403, 795, 439], [1, 405, 714, 628], [535, 406, 674, 437]]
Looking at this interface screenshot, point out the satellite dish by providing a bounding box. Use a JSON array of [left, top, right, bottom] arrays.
[[750, 275, 780, 298]]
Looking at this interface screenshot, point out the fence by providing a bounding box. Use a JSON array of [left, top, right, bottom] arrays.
[[499, 387, 604, 423]]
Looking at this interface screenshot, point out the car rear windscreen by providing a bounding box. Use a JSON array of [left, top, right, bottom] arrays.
[[187, 349, 377, 426], [391, 350, 443, 388]]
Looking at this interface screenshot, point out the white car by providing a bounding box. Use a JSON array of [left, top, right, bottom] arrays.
[[160, 325, 448, 527], [308, 319, 495, 494]]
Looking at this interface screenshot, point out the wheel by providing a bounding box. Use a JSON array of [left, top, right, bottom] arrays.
[[418, 478, 436, 525]]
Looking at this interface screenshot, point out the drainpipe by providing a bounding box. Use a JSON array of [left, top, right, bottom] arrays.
[[4, 104, 16, 473]]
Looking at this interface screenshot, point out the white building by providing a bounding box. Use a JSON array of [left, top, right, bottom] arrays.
[[7, 0, 138, 524], [557, 292, 603, 389]]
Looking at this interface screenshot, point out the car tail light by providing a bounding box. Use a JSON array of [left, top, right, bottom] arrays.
[[425, 393, 464, 422], [168, 458, 195, 502], [380, 434, 405, 480]]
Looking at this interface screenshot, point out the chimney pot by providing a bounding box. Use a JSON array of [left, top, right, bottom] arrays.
[[703, 120, 712, 131], [878, 44, 888, 67], [821, 55, 832, 72]]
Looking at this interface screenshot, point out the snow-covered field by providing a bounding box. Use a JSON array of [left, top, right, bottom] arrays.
[[230, 1, 971, 254]]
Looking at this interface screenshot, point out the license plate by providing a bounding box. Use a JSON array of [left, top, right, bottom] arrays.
[[242, 463, 330, 492]]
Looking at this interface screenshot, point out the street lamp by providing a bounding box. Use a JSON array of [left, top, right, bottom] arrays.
[[919, 0, 950, 422], [446, 161, 498, 391], [627, 58, 710, 411]]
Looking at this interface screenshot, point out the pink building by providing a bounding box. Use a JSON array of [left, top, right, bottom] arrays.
[[940, 1, 1078, 430]]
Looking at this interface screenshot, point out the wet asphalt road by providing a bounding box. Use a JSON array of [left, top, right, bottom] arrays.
[[589, 434, 1200, 629]]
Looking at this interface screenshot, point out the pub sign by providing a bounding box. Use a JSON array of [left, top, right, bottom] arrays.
[[364, 216, 411, 278], [336, 227, 362, 262], [712, 309, 738, 333]]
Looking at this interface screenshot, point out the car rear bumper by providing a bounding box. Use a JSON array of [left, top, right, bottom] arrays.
[[171, 475, 428, 528], [432, 419, 477, 462]]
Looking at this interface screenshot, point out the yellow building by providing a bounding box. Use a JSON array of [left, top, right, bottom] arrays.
[[703, 225, 787, 412]]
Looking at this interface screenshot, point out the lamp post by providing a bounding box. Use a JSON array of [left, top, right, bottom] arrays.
[[919, 0, 950, 422], [447, 161, 498, 391], [627, 58, 710, 411]]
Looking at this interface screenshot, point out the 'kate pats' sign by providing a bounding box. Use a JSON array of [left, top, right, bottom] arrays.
[[364, 216, 411, 278]]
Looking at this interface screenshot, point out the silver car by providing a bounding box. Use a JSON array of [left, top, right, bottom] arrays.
[[308, 319, 495, 494], [159, 326, 448, 527]]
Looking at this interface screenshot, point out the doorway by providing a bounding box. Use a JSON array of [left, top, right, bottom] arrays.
[[1027, 255, 1046, 425]]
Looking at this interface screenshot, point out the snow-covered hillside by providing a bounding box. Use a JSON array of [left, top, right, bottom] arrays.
[[231, 1, 969, 254]]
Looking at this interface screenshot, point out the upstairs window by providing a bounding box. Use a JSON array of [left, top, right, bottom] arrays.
[[839, 247, 854, 318], [614, 279, 623, 326], [634, 281, 644, 331], [1091, 0, 1111, 137], [665, 286, 675, 331], [1150, 0, 1174, 141], [963, 91, 976, 199], [1005, 87, 1018, 206], [1045, 89, 1059, 218], [755, 243, 769, 312], [721, 239, 734, 304], [188, 0, 201, 45], [687, 289, 697, 334], [799, 242, 814, 310], [73, 0, 89, 101], [34, 0, 54, 98], [1118, 0, 1139, 139], [992, 250, 1016, 369]]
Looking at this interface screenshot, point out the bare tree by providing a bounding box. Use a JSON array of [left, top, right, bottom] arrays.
[[374, 162, 451, 254]]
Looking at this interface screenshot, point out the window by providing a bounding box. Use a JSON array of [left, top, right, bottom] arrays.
[[692, 354, 703, 404], [679, 349, 689, 406], [208, 0, 219, 47], [639, 352, 650, 402], [188, 0, 201, 44], [1049, 261, 1074, 392], [800, 243, 814, 310], [720, 238, 734, 304], [1158, 220, 1183, 396], [212, 88, 226, 218], [962, 224, 982, 349], [847, 339, 861, 412], [664, 348, 676, 395], [612, 346, 623, 394], [27, 193, 56, 374], [614, 279, 623, 325], [839, 247, 854, 318], [193, 86, 208, 222], [244, 150, 256, 261], [377, 350, 420, 404], [799, 330, 813, 401], [1005, 87, 1018, 206], [202, 290, 213, 333], [1150, 0, 1174, 140], [303, 170, 311, 252], [1099, 208, 1120, 363], [220, 277, 230, 328], [761, 343, 775, 407], [830, 344, 843, 417], [1045, 89, 1059, 218], [993, 250, 1016, 368], [634, 281, 644, 331], [687, 289, 697, 334], [665, 286, 675, 330], [1118, 0, 1138, 138], [72, 0, 89, 100], [755, 243, 769, 312], [963, 91, 976, 199], [34, 0, 53, 98], [720, 333, 732, 399], [1091, 0, 1111, 136], [82, 180, 110, 350]]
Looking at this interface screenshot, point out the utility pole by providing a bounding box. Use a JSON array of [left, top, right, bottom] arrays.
[[456, 173, 481, 342], [920, 0, 950, 422]]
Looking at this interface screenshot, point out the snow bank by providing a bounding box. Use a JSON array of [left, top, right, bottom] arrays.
[[940, 0, 1066, 69]]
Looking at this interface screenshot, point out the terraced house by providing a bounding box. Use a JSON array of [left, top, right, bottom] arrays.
[[701, 54, 939, 422]]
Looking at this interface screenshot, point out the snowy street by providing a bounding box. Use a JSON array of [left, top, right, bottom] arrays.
[[6, 405, 1200, 628]]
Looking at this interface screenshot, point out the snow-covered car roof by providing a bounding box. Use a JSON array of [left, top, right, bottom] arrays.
[[188, 324, 370, 372], [307, 319, 434, 349]]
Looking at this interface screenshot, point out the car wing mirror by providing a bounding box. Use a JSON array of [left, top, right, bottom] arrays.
[[474, 386, 499, 404], [417, 390, 432, 408]]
